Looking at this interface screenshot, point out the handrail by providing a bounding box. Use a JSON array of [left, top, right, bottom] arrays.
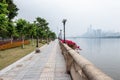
[[60, 41, 113, 80]]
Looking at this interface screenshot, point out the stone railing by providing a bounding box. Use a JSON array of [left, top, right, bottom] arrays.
[[59, 41, 113, 80]]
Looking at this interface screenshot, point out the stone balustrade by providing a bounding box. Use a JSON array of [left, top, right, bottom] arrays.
[[59, 41, 113, 80]]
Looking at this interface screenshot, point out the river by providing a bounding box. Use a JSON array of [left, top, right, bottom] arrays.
[[68, 38, 120, 80]]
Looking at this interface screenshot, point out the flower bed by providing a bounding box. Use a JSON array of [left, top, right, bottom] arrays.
[[0, 40, 30, 50], [61, 39, 81, 50], [0, 41, 10, 45]]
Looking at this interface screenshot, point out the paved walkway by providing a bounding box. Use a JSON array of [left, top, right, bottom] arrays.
[[0, 40, 71, 80]]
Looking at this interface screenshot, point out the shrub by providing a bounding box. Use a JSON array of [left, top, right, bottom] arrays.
[[0, 40, 30, 50]]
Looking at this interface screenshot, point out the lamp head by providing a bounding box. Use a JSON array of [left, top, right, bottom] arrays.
[[62, 19, 67, 24]]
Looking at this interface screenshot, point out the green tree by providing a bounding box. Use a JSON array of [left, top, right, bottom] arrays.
[[0, 0, 9, 39], [16, 19, 28, 48], [0, 0, 9, 13], [7, 22, 17, 44], [6, 0, 18, 42], [49, 31, 56, 40], [6, 0, 19, 21], [35, 17, 49, 40], [27, 22, 37, 45]]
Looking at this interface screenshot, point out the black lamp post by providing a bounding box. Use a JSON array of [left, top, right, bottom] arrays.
[[62, 19, 67, 43]]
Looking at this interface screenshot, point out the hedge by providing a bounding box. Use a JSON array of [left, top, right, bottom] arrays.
[[0, 40, 30, 50]]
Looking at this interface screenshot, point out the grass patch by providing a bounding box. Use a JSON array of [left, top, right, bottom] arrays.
[[0, 42, 44, 70]]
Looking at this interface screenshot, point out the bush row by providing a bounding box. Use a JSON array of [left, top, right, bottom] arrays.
[[0, 40, 22, 46], [0, 40, 30, 50]]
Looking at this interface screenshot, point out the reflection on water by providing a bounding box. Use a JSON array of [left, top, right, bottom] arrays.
[[69, 38, 120, 80]]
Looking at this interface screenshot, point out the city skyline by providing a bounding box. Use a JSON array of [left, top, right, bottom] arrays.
[[82, 25, 120, 38]]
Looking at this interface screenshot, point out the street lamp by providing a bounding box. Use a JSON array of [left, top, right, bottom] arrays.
[[62, 19, 67, 43]]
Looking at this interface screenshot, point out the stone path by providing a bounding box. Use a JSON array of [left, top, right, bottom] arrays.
[[0, 40, 71, 80]]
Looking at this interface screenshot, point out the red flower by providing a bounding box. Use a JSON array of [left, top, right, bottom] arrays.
[[60, 39, 82, 50]]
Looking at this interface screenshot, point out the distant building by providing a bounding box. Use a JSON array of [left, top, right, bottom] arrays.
[[96, 29, 102, 37], [82, 26, 120, 38], [58, 30, 62, 40]]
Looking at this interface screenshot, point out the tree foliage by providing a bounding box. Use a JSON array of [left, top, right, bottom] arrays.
[[6, 0, 19, 21], [16, 19, 28, 37], [0, 0, 9, 38], [35, 17, 51, 39], [7, 22, 17, 37], [0, 0, 56, 42], [26, 22, 36, 38]]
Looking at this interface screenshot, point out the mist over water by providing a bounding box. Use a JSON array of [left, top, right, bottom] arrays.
[[69, 38, 120, 80]]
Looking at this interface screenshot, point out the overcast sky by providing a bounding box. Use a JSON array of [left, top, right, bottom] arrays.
[[14, 0, 120, 37]]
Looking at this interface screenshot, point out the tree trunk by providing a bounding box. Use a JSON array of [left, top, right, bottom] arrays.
[[31, 35, 34, 46], [35, 36, 40, 53], [22, 35, 24, 48], [10, 35, 13, 44], [42, 36, 43, 41], [36, 36, 39, 47], [39, 37, 41, 43]]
